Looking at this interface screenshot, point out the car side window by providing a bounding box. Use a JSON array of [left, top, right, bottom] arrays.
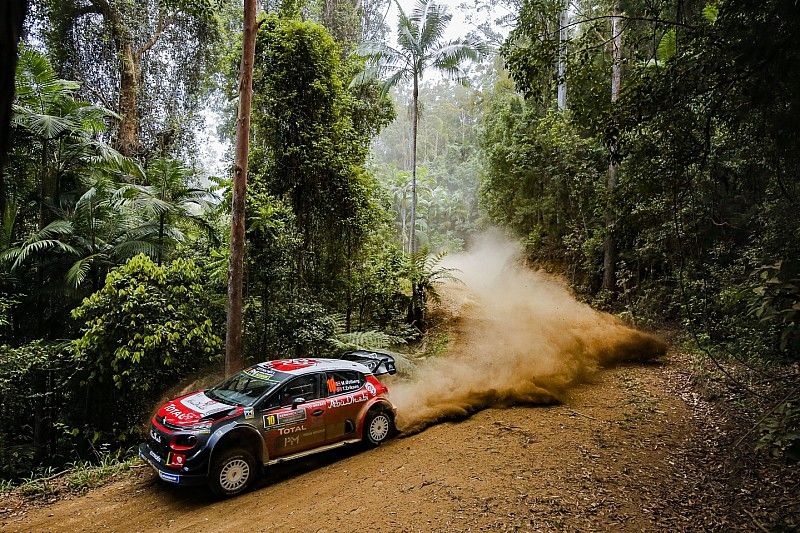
[[324, 371, 364, 396], [261, 374, 320, 410]]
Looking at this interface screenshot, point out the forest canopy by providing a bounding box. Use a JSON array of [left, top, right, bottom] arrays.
[[0, 0, 798, 490]]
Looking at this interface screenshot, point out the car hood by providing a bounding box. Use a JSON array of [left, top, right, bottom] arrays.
[[157, 391, 233, 426]]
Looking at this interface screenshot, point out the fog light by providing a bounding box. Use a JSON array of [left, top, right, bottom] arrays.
[[170, 434, 197, 451]]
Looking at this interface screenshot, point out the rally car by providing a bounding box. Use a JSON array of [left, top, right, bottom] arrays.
[[139, 351, 397, 497]]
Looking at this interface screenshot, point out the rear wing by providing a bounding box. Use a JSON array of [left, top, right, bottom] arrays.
[[339, 350, 397, 376]]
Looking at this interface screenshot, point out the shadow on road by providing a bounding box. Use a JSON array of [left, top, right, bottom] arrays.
[[145, 442, 372, 505]]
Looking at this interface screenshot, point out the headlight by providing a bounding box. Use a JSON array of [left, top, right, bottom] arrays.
[[185, 422, 213, 432], [170, 434, 199, 451]]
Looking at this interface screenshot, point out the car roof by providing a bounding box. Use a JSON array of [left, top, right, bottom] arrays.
[[252, 358, 371, 377]]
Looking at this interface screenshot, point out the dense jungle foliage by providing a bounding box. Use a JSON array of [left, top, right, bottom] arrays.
[[1, 0, 798, 482], [485, 0, 800, 361]]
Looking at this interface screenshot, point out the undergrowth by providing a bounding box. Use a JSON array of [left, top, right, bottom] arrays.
[[2, 450, 141, 499]]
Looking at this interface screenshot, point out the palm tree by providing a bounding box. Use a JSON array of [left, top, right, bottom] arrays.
[[128, 158, 215, 265], [352, 0, 482, 253], [406, 247, 460, 325], [11, 47, 143, 229]]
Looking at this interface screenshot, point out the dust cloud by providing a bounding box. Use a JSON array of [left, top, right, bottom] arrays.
[[389, 230, 667, 434]]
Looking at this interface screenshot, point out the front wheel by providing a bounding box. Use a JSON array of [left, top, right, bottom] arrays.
[[363, 409, 394, 447], [208, 447, 257, 498]]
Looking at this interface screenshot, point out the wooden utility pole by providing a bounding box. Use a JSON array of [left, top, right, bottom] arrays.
[[225, 0, 257, 376], [603, 4, 622, 292]]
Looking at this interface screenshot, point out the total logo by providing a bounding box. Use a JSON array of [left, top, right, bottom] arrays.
[[164, 403, 194, 420], [278, 425, 306, 435]]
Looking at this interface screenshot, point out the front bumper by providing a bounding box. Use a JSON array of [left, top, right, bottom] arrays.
[[138, 442, 207, 486]]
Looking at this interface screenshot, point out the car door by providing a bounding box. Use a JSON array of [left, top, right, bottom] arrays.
[[322, 370, 368, 444], [258, 373, 327, 459]]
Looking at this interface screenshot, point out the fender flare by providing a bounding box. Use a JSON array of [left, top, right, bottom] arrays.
[[206, 422, 268, 473], [357, 398, 395, 437]]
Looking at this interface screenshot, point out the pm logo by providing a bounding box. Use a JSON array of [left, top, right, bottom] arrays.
[[283, 435, 300, 447]]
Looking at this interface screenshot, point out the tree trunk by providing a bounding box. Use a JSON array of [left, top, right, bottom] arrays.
[[557, 0, 568, 110], [410, 73, 419, 254], [0, 0, 27, 177], [602, 4, 622, 292], [157, 212, 165, 265], [400, 200, 407, 252], [225, 0, 257, 377], [345, 228, 352, 332], [116, 42, 140, 157]]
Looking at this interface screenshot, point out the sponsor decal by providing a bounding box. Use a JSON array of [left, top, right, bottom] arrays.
[[243, 366, 277, 381], [280, 428, 324, 448], [302, 428, 325, 439], [158, 471, 180, 484], [180, 392, 230, 416], [244, 407, 254, 419], [269, 358, 323, 372], [263, 408, 307, 429], [365, 382, 376, 396], [150, 429, 162, 443], [149, 449, 163, 463], [328, 391, 369, 408], [167, 452, 186, 467], [283, 435, 300, 447], [164, 403, 195, 421], [278, 425, 306, 435], [335, 379, 361, 393], [327, 376, 362, 394]]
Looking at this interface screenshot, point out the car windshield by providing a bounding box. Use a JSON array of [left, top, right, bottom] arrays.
[[207, 366, 291, 407]]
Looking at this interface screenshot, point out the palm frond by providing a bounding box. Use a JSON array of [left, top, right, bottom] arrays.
[[416, 0, 450, 50], [330, 330, 408, 350], [432, 40, 484, 68], [66, 253, 109, 288], [21, 112, 74, 139], [110, 240, 159, 260], [4, 236, 79, 271]]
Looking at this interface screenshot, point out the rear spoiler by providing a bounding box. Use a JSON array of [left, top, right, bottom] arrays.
[[339, 350, 397, 376]]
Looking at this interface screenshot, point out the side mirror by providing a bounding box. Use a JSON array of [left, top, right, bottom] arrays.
[[291, 397, 306, 409]]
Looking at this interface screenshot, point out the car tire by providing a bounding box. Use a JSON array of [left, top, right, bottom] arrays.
[[363, 409, 394, 447], [208, 447, 257, 498]]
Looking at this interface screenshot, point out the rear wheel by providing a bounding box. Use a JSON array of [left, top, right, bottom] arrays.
[[208, 447, 256, 497], [363, 409, 394, 447]]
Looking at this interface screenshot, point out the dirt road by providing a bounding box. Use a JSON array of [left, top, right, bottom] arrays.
[[5, 357, 711, 532], [8, 239, 791, 531]]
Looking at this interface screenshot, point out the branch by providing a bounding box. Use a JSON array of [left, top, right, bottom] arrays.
[[74, 4, 102, 18], [528, 14, 700, 41], [87, 0, 125, 43], [137, 11, 170, 57], [87, 0, 112, 20], [570, 15, 697, 32]]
